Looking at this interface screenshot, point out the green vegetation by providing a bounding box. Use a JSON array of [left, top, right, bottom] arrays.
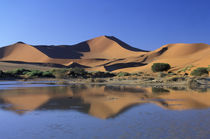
[[42, 71, 55, 77], [6, 68, 30, 75], [0, 67, 139, 79], [0, 69, 55, 79], [26, 70, 55, 78], [117, 72, 130, 77], [177, 65, 194, 73], [26, 70, 43, 77], [207, 65, 210, 72], [68, 67, 88, 78], [151, 63, 171, 72], [190, 67, 209, 76], [0, 65, 208, 82], [50, 69, 69, 78], [91, 71, 115, 78]]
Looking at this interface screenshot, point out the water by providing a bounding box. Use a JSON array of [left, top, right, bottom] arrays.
[[0, 81, 210, 139]]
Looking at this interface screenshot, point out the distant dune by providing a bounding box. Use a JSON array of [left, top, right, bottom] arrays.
[[0, 36, 209, 73]]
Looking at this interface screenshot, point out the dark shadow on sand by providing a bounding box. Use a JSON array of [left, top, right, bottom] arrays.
[[104, 62, 147, 71], [33, 42, 91, 59], [105, 36, 149, 52]]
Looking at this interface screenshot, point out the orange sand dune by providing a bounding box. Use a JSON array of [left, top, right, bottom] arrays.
[[0, 36, 210, 72], [114, 43, 210, 73]]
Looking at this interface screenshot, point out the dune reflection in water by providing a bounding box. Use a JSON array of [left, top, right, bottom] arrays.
[[0, 84, 210, 119]]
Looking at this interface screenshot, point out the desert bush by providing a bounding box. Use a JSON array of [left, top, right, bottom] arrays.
[[26, 70, 43, 78], [117, 72, 130, 77], [91, 71, 115, 78], [151, 63, 171, 72], [177, 65, 194, 73], [42, 71, 55, 77], [207, 65, 210, 72], [9, 68, 31, 75], [91, 78, 107, 83], [3, 70, 20, 78], [190, 67, 209, 76], [51, 69, 69, 78], [68, 67, 88, 78]]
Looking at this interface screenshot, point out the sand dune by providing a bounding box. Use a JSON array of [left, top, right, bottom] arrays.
[[0, 36, 209, 72], [113, 43, 210, 73]]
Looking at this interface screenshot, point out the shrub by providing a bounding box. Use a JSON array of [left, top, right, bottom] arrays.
[[4, 70, 20, 78], [92, 78, 107, 83], [26, 70, 43, 78], [207, 65, 210, 72], [91, 71, 115, 78], [151, 63, 171, 72], [42, 71, 55, 77], [51, 69, 69, 78], [11, 68, 30, 75], [177, 65, 194, 73], [117, 72, 130, 77], [68, 67, 88, 78], [190, 67, 209, 76]]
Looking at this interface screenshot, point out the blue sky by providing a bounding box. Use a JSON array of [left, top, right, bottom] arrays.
[[0, 0, 209, 50]]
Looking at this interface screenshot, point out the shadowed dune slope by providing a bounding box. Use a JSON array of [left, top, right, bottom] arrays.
[[0, 36, 209, 72]]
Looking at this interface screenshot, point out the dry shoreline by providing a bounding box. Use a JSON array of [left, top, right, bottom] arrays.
[[1, 76, 209, 89]]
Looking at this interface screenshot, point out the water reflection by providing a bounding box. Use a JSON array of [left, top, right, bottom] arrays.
[[0, 84, 210, 119]]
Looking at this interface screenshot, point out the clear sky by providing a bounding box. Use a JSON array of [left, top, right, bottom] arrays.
[[0, 0, 210, 50]]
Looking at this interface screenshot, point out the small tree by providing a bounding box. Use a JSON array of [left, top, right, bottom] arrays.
[[151, 63, 171, 72]]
